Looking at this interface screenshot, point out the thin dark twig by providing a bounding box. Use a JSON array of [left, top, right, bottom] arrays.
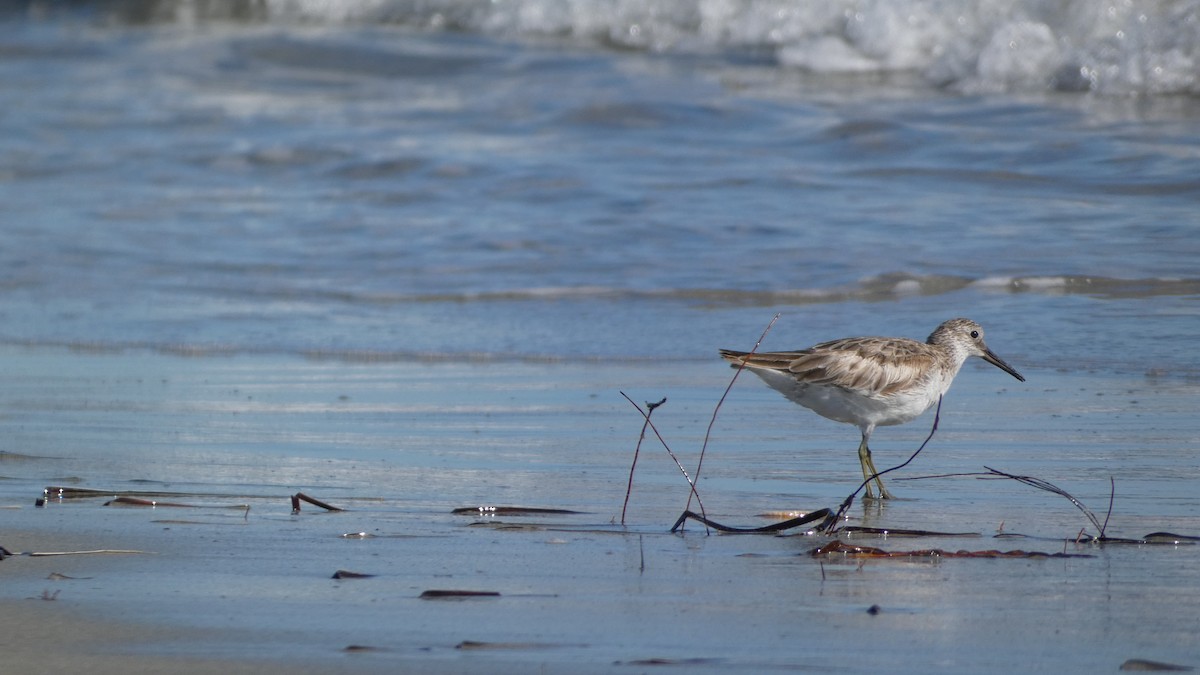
[[686, 313, 780, 519], [982, 466, 1105, 538], [896, 471, 1001, 481], [620, 392, 708, 528], [821, 396, 943, 533], [1102, 476, 1115, 539], [621, 396, 666, 525]]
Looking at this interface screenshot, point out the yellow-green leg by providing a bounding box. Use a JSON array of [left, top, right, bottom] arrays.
[[857, 433, 893, 499]]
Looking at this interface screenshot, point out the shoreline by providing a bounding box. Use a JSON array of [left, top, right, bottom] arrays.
[[1, 349, 1198, 673]]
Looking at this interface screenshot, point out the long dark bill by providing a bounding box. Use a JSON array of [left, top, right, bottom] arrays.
[[981, 348, 1025, 382]]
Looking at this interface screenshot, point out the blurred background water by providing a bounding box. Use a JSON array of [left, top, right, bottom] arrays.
[[0, 0, 1197, 376]]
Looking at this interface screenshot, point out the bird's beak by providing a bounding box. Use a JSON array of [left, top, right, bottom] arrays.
[[981, 348, 1025, 382]]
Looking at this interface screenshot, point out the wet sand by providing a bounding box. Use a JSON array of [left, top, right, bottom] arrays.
[[2, 347, 1199, 673]]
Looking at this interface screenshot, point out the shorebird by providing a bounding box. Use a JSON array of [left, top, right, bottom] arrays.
[[719, 318, 1024, 499]]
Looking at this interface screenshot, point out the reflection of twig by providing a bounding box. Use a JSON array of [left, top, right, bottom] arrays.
[[982, 467, 1110, 540], [621, 397, 666, 525], [686, 313, 780, 519], [620, 393, 707, 527], [821, 397, 943, 533]]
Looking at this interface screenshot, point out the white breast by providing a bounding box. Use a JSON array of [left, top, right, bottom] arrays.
[[748, 367, 948, 430]]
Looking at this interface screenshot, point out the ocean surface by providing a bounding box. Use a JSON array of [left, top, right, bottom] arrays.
[[2, 0, 1199, 370], [2, 1, 1199, 673]]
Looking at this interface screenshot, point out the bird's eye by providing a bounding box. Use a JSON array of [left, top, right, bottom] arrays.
[[970, 330, 980, 339]]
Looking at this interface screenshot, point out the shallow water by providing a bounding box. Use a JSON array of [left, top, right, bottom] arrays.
[[3, 348, 1200, 672], [1, 2, 1199, 672]]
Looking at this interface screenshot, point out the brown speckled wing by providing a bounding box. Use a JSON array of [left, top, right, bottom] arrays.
[[720, 337, 938, 398]]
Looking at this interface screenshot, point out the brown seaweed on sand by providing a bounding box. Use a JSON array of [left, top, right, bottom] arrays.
[[343, 644, 386, 653], [104, 496, 251, 510], [456, 640, 569, 650], [22, 549, 148, 557], [811, 540, 1092, 559], [332, 570, 375, 579], [419, 589, 500, 599], [1119, 658, 1194, 671], [291, 492, 344, 513], [670, 509, 831, 534], [46, 486, 240, 501]]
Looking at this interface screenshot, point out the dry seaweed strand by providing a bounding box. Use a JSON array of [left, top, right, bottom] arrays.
[[670, 507, 831, 534], [1118, 657, 1195, 671], [44, 486, 265, 501], [25, 549, 148, 557], [910, 469, 1199, 545], [332, 570, 375, 579], [291, 492, 344, 513], [620, 392, 709, 530], [419, 589, 500, 599], [104, 496, 250, 509], [810, 540, 1092, 559], [620, 396, 667, 525], [981, 466, 1116, 541]]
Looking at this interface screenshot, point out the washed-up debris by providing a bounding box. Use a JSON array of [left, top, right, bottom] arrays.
[[670, 509, 831, 534], [44, 486, 126, 500], [419, 589, 500, 599], [45, 486, 239, 501], [1140, 533, 1200, 545], [106, 496, 196, 508], [455, 640, 566, 650], [41, 486, 252, 511], [291, 492, 344, 513], [26, 549, 148, 557], [1120, 658, 1194, 671], [332, 570, 374, 579], [621, 657, 724, 666], [811, 540, 1092, 559], [106, 496, 250, 510]]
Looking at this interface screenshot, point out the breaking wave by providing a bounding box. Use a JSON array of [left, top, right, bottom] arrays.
[[79, 0, 1200, 96]]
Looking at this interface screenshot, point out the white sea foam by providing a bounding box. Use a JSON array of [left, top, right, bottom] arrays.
[[243, 0, 1200, 95], [1014, 276, 1070, 289], [971, 276, 1019, 289]]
